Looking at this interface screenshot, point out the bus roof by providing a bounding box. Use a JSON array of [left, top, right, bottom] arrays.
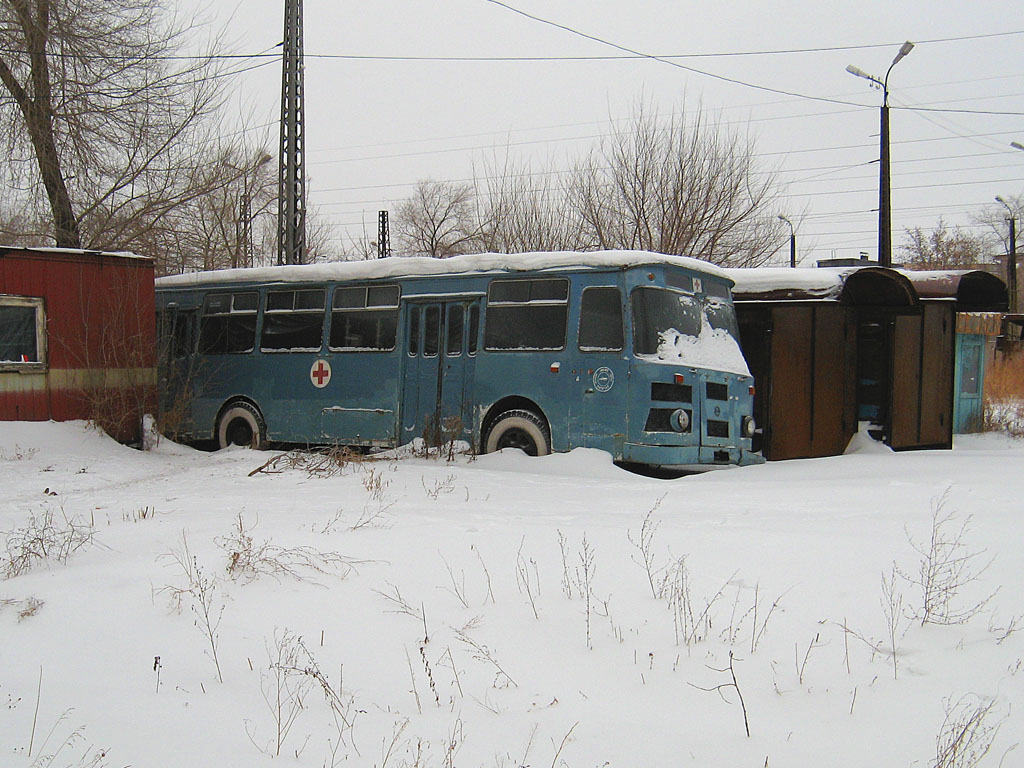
[[156, 250, 733, 289]]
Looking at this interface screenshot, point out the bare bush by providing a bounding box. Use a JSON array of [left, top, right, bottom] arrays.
[[898, 494, 996, 626], [158, 534, 224, 683], [690, 651, 751, 737], [215, 513, 356, 583], [249, 446, 365, 478], [932, 695, 1005, 768], [3, 507, 95, 579], [881, 565, 909, 680], [247, 629, 313, 758], [627, 498, 665, 599]]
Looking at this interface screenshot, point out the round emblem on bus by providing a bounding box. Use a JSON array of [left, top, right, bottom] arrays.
[[310, 359, 332, 389], [593, 367, 614, 392]]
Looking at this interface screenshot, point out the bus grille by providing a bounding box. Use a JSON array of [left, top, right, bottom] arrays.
[[707, 420, 730, 438], [651, 382, 692, 403], [706, 382, 728, 401]]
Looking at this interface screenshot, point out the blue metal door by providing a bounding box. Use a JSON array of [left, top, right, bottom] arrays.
[[401, 300, 479, 447], [954, 333, 985, 433], [571, 286, 629, 454]]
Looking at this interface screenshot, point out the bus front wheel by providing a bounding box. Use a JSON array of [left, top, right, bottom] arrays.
[[217, 401, 267, 450], [484, 409, 550, 457]]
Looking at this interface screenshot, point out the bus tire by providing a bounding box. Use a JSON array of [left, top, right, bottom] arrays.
[[484, 409, 550, 457], [217, 401, 267, 450]]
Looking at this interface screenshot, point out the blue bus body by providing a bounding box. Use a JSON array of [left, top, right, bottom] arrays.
[[156, 251, 762, 468]]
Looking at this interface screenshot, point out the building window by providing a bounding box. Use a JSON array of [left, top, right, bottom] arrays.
[[0, 296, 46, 370]]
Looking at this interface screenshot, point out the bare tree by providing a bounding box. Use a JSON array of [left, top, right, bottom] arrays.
[[396, 179, 480, 258], [567, 103, 784, 266], [0, 0, 225, 250], [474, 156, 590, 253], [898, 219, 994, 270], [392, 103, 785, 265]]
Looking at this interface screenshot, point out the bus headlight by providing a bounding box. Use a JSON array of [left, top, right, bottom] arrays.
[[742, 416, 756, 438], [670, 409, 690, 432]]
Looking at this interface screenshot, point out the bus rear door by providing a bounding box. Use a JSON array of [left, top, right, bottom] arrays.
[[401, 299, 480, 448]]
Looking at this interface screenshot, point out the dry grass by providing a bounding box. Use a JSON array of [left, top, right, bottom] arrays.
[[983, 353, 1024, 436]]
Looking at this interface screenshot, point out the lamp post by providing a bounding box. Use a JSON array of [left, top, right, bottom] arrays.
[[847, 41, 914, 268], [996, 195, 1018, 313], [778, 215, 796, 268]]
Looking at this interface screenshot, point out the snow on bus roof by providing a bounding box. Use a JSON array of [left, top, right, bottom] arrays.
[[155, 250, 733, 288], [722, 266, 850, 300]]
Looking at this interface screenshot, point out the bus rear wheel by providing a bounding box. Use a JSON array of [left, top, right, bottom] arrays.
[[217, 401, 267, 450], [484, 409, 550, 457]]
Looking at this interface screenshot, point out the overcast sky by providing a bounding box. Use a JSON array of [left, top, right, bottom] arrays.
[[199, 0, 1024, 264]]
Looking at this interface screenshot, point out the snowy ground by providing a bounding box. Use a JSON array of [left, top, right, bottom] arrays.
[[1, 422, 1022, 768]]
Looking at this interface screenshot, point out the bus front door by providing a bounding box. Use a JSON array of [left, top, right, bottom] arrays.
[[572, 286, 629, 455], [401, 300, 479, 449]]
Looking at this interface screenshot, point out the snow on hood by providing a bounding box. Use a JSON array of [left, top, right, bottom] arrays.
[[646, 324, 751, 377]]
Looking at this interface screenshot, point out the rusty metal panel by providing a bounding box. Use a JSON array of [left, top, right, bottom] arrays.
[[1, 249, 156, 442], [890, 314, 922, 449], [767, 306, 813, 460], [919, 303, 954, 447], [811, 304, 853, 456]]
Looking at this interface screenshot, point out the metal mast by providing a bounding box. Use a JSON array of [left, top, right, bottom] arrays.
[[378, 211, 392, 259], [278, 0, 306, 265]]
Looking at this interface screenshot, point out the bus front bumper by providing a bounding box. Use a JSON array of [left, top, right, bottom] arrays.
[[622, 442, 764, 469]]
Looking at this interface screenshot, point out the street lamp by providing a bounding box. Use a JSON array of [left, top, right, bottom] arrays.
[[996, 195, 1018, 313], [778, 215, 796, 268], [846, 40, 914, 268]]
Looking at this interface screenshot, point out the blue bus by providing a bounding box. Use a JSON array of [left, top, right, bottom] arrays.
[[155, 251, 762, 468]]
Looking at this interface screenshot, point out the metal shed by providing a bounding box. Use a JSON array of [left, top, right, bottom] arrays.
[[727, 266, 1006, 461], [0, 246, 156, 443]]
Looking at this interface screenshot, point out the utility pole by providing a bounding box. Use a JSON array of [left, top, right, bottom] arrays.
[[778, 215, 796, 268], [278, 0, 306, 265], [378, 211, 392, 259], [996, 196, 1018, 313], [847, 41, 914, 268]]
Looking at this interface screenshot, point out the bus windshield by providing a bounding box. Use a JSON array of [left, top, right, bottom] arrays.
[[631, 287, 701, 355], [631, 286, 748, 375]]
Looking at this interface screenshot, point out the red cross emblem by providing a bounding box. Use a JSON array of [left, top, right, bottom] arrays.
[[310, 359, 332, 388]]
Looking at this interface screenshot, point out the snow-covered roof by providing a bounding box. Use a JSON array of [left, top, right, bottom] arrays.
[[156, 250, 733, 288], [723, 266, 853, 301], [0, 245, 148, 261]]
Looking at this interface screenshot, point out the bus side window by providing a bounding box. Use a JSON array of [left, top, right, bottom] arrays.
[[424, 305, 440, 357], [467, 305, 479, 356], [446, 304, 464, 356], [408, 306, 420, 356], [261, 289, 326, 352], [198, 292, 258, 355], [329, 284, 400, 351], [578, 287, 624, 352], [484, 278, 568, 351]]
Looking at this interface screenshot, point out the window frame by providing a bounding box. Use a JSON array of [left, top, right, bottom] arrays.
[[483, 277, 570, 352], [577, 286, 624, 353], [198, 291, 259, 355], [260, 288, 327, 353], [0, 295, 47, 372], [328, 283, 401, 352]]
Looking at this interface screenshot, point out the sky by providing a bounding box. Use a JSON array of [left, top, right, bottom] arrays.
[[196, 0, 1024, 264]]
